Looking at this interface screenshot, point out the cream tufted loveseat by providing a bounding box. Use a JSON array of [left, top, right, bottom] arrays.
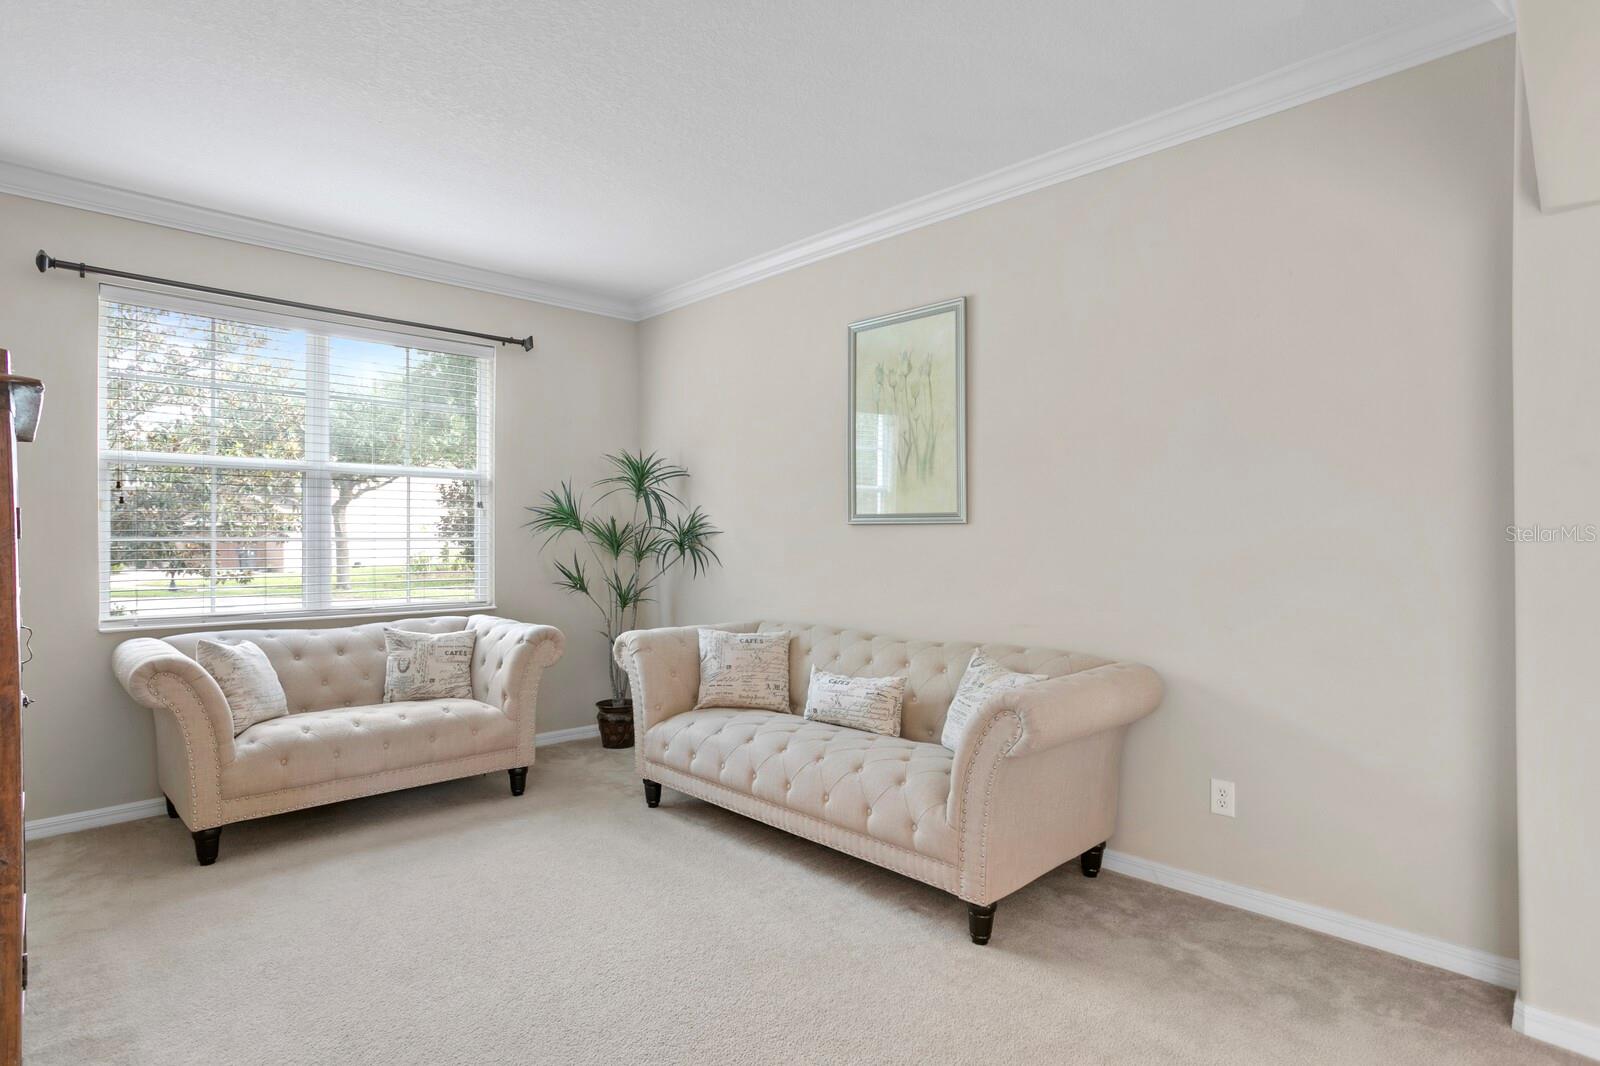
[[614, 621, 1162, 943], [113, 615, 564, 865]]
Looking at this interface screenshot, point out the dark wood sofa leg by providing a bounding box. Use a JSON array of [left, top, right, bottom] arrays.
[[508, 767, 528, 796], [643, 779, 661, 808], [1081, 841, 1107, 878], [165, 796, 178, 819], [968, 902, 997, 945], [192, 827, 222, 866]]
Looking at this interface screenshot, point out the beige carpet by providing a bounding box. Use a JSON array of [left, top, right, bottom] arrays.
[[22, 741, 1579, 1066]]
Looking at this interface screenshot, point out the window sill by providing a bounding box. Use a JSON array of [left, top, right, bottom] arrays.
[[98, 601, 497, 635]]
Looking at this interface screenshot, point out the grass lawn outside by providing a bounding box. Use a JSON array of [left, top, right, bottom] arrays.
[[109, 563, 475, 602]]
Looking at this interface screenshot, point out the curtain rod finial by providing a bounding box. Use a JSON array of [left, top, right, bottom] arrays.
[[519, 336, 534, 352], [34, 250, 50, 273]]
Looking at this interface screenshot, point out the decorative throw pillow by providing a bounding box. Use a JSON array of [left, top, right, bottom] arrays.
[[383, 629, 477, 702], [802, 667, 906, 737], [939, 650, 1047, 750], [694, 629, 790, 712], [196, 639, 289, 736]]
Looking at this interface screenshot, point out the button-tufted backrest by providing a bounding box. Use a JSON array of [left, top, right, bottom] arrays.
[[163, 616, 471, 715], [715, 621, 1112, 746], [466, 615, 541, 709]]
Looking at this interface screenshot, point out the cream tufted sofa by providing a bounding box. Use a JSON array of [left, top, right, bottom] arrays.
[[614, 621, 1162, 943], [113, 615, 564, 865]]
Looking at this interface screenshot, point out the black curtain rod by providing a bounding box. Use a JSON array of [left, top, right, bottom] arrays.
[[34, 250, 535, 351]]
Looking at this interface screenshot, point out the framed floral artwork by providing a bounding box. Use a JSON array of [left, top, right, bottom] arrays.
[[848, 297, 967, 524]]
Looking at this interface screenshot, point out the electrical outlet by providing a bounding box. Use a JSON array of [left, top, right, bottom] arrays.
[[1211, 778, 1236, 818]]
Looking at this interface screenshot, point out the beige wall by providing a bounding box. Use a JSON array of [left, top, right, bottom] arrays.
[[1512, 18, 1600, 1030], [638, 42, 1518, 957], [1519, 0, 1600, 211], [1, 192, 638, 821]]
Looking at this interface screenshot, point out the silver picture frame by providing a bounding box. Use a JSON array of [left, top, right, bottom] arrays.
[[847, 296, 967, 524]]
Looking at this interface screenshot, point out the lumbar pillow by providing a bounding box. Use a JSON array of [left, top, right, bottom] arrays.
[[939, 650, 1047, 750], [694, 629, 790, 712], [196, 639, 289, 736], [802, 667, 906, 737], [383, 628, 477, 702]]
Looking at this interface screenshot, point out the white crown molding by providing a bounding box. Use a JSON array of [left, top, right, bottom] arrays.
[[1514, 996, 1600, 1060], [636, 4, 1516, 319], [0, 5, 1515, 324], [0, 160, 638, 321], [1103, 849, 1521, 990], [23, 723, 602, 840]]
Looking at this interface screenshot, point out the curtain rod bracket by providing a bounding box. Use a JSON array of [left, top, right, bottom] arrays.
[[34, 249, 536, 352]]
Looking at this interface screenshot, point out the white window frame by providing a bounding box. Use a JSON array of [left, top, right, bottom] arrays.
[[96, 283, 496, 631]]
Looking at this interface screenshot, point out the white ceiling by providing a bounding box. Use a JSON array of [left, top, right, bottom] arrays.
[[1, 1, 1512, 318]]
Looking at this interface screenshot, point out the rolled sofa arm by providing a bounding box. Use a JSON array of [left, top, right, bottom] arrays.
[[613, 625, 703, 735], [113, 637, 237, 828], [112, 638, 237, 765], [468, 616, 565, 748], [947, 661, 1163, 828], [996, 662, 1164, 759]]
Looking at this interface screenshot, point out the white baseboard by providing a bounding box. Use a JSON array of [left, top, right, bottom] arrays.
[[1515, 997, 1600, 1061], [534, 723, 601, 747], [25, 722, 604, 841], [24, 797, 170, 841], [1103, 849, 1521, 990]]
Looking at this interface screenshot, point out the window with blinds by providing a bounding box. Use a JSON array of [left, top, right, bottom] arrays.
[[97, 285, 494, 628]]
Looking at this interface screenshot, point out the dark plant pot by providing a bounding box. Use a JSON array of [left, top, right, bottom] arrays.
[[596, 698, 634, 749]]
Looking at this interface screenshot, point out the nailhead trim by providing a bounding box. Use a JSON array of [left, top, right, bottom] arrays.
[[644, 759, 958, 887], [146, 668, 230, 827], [126, 617, 564, 830], [219, 750, 531, 821], [619, 623, 1140, 909], [955, 706, 1024, 901]]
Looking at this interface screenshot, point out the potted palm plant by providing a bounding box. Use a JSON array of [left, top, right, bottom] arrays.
[[525, 451, 721, 748]]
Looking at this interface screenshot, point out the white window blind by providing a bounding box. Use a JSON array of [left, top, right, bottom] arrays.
[[97, 284, 494, 629]]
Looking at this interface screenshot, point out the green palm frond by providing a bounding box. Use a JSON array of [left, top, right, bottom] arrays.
[[583, 516, 636, 561], [596, 450, 687, 525], [523, 481, 585, 546], [656, 506, 722, 577], [605, 568, 652, 613], [630, 523, 668, 565], [551, 553, 589, 595], [529, 453, 718, 697]]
